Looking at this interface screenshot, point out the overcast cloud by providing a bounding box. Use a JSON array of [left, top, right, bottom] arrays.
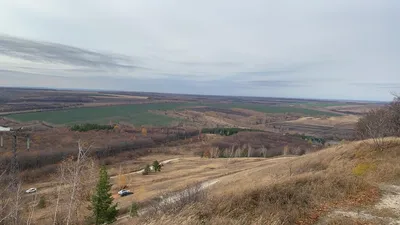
[[0, 0, 399, 101]]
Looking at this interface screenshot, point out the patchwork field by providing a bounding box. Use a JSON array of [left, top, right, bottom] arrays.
[[6, 102, 340, 126], [201, 103, 340, 116]]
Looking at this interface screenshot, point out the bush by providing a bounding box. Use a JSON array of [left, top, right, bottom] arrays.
[[142, 164, 151, 175], [37, 196, 46, 209], [130, 202, 139, 217], [352, 163, 375, 176]]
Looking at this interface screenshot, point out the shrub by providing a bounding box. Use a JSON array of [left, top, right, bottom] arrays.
[[37, 196, 46, 209], [142, 164, 151, 175], [352, 163, 375, 176], [130, 202, 139, 217]]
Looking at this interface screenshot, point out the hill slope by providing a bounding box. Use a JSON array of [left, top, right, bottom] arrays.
[[125, 139, 400, 225]]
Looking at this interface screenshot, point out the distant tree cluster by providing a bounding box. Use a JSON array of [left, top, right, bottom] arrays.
[[201, 128, 259, 136], [70, 123, 114, 132], [200, 144, 294, 159], [299, 135, 326, 145], [356, 94, 400, 150]]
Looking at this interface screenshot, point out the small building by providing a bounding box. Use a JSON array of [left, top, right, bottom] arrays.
[[0, 126, 11, 132], [0, 126, 11, 147]]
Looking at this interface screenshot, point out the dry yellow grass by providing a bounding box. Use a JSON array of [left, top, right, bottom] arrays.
[[286, 115, 360, 126], [129, 139, 400, 225], [22, 139, 400, 225], [112, 157, 291, 211]]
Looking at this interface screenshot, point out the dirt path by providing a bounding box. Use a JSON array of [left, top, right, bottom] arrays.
[[110, 158, 180, 178], [115, 156, 293, 223], [32, 158, 181, 195], [116, 178, 220, 221]]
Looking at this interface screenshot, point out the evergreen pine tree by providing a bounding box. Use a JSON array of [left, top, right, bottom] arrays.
[[91, 166, 118, 224], [152, 160, 161, 172]]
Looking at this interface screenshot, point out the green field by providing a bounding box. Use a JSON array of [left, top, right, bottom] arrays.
[[7, 103, 192, 126], [7, 102, 339, 125]]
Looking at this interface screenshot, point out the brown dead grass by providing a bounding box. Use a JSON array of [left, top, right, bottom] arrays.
[[287, 115, 360, 126], [131, 139, 400, 225], [112, 157, 285, 212], [325, 217, 383, 225]]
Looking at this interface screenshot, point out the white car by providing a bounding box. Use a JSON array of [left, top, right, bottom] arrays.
[[25, 188, 37, 193], [118, 189, 127, 195], [118, 189, 133, 197]]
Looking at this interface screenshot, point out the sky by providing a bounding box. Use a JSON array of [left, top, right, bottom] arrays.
[[0, 0, 399, 101]]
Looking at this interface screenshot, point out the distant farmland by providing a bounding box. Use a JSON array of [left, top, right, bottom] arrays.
[[203, 103, 340, 116], [6, 102, 339, 126], [7, 103, 191, 126]]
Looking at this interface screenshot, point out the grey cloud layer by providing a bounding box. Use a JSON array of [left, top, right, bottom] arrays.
[[0, 0, 399, 101], [0, 34, 136, 70]]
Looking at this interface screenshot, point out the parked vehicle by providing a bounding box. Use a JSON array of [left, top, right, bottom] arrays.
[[118, 189, 133, 197], [118, 189, 127, 195], [25, 188, 37, 193]]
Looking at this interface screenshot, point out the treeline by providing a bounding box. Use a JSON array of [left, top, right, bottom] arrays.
[[199, 144, 307, 159], [70, 123, 114, 132], [201, 128, 259, 136], [299, 135, 325, 145], [1, 130, 201, 182]]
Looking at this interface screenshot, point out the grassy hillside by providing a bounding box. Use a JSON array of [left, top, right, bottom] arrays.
[[128, 139, 400, 225]]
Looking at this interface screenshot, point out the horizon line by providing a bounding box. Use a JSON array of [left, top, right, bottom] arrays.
[[0, 85, 389, 104]]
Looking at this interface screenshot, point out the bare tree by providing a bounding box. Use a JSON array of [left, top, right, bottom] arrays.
[[235, 147, 242, 158], [230, 145, 236, 158], [261, 145, 268, 158], [51, 140, 96, 225], [52, 162, 65, 225], [26, 192, 38, 225], [8, 182, 22, 225], [388, 93, 400, 136], [283, 145, 290, 155], [0, 169, 13, 224], [356, 108, 393, 150], [65, 141, 90, 225], [247, 144, 252, 157]]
